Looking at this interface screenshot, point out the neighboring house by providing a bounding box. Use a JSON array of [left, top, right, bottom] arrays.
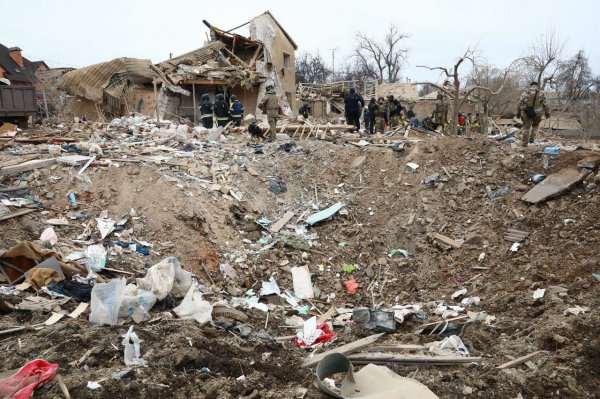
[[0, 44, 48, 86]]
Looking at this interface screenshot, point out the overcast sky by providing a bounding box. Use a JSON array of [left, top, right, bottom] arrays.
[[1, 0, 598, 84]]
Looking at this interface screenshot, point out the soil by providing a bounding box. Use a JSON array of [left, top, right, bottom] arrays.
[[1, 125, 599, 398]]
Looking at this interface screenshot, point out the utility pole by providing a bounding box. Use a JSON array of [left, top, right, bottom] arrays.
[[330, 48, 337, 81]]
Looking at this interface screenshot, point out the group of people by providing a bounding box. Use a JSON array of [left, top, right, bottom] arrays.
[[198, 93, 245, 129], [343, 89, 416, 134], [198, 80, 549, 147]]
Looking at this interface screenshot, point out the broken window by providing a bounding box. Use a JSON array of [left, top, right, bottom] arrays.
[[285, 91, 292, 106], [283, 53, 290, 69]]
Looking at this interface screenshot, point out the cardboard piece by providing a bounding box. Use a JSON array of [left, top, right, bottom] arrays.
[[315, 353, 439, 399], [291, 266, 314, 299]]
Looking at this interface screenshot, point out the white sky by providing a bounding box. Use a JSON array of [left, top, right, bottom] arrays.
[[1, 0, 598, 84]]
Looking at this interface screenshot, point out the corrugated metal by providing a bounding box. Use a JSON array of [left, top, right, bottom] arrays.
[[59, 58, 155, 102]]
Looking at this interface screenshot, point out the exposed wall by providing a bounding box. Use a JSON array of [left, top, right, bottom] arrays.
[[250, 13, 296, 117], [131, 86, 157, 116], [65, 96, 100, 121]]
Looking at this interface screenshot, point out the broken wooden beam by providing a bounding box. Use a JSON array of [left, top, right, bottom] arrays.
[[270, 211, 295, 233], [0, 185, 29, 193], [0, 158, 57, 176], [496, 350, 545, 369], [433, 233, 462, 249], [302, 333, 384, 367], [0, 208, 37, 221], [347, 352, 482, 365]]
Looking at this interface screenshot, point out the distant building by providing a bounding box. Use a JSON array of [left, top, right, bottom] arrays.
[[0, 43, 48, 86]]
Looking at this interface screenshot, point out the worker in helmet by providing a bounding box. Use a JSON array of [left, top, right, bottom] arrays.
[[199, 93, 213, 128], [213, 93, 230, 127], [258, 85, 281, 142], [229, 94, 244, 127], [373, 96, 388, 133]]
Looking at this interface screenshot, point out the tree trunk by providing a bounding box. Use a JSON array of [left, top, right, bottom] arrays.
[[450, 78, 460, 135]]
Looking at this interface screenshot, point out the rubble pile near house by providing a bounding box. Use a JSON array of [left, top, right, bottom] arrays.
[[0, 119, 599, 398]]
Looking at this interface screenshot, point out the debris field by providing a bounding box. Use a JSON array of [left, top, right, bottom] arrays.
[[0, 117, 599, 399]]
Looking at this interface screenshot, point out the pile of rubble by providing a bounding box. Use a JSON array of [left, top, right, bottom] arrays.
[[0, 118, 599, 398]]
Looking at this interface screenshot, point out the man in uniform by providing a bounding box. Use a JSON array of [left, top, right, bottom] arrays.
[[229, 95, 244, 127], [213, 93, 230, 127], [517, 81, 550, 147], [433, 93, 449, 131], [373, 97, 388, 134], [199, 93, 213, 129], [344, 88, 365, 131], [259, 85, 281, 142], [367, 97, 377, 135], [386, 95, 401, 128]]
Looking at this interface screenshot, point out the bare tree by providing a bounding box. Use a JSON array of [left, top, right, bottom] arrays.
[[524, 29, 565, 88], [295, 51, 332, 84], [414, 49, 517, 134], [353, 25, 409, 83]]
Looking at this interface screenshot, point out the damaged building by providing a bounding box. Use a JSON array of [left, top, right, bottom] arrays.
[[58, 11, 297, 123]]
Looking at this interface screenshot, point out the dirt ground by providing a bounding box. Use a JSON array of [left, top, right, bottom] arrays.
[[1, 126, 599, 398]]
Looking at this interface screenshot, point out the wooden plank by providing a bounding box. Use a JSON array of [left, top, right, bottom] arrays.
[[363, 344, 428, 352], [418, 315, 469, 327], [68, 303, 89, 319], [347, 352, 482, 365], [270, 211, 295, 233], [316, 306, 336, 325], [0, 158, 57, 176], [0, 208, 36, 221], [496, 351, 544, 369], [181, 79, 229, 85], [433, 233, 462, 249], [506, 228, 531, 237], [302, 333, 385, 367], [0, 185, 29, 193]]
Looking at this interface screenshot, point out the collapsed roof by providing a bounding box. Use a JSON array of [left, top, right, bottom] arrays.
[[58, 57, 188, 103]]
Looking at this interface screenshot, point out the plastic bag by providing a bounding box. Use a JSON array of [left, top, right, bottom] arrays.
[[118, 284, 157, 318], [136, 257, 192, 300], [121, 326, 147, 367], [89, 278, 126, 325], [174, 286, 213, 325]]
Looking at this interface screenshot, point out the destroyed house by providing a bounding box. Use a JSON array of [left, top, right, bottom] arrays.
[[154, 11, 297, 122], [57, 11, 297, 123]]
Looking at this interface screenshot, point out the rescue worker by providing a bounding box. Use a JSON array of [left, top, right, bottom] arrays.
[[199, 93, 213, 129], [406, 106, 418, 127], [367, 97, 377, 135], [363, 106, 370, 134], [344, 88, 365, 131], [258, 85, 281, 142], [229, 95, 244, 127], [433, 93, 449, 131], [373, 96, 388, 134], [386, 95, 402, 128], [298, 101, 311, 119], [517, 81, 550, 147], [213, 93, 230, 127]]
